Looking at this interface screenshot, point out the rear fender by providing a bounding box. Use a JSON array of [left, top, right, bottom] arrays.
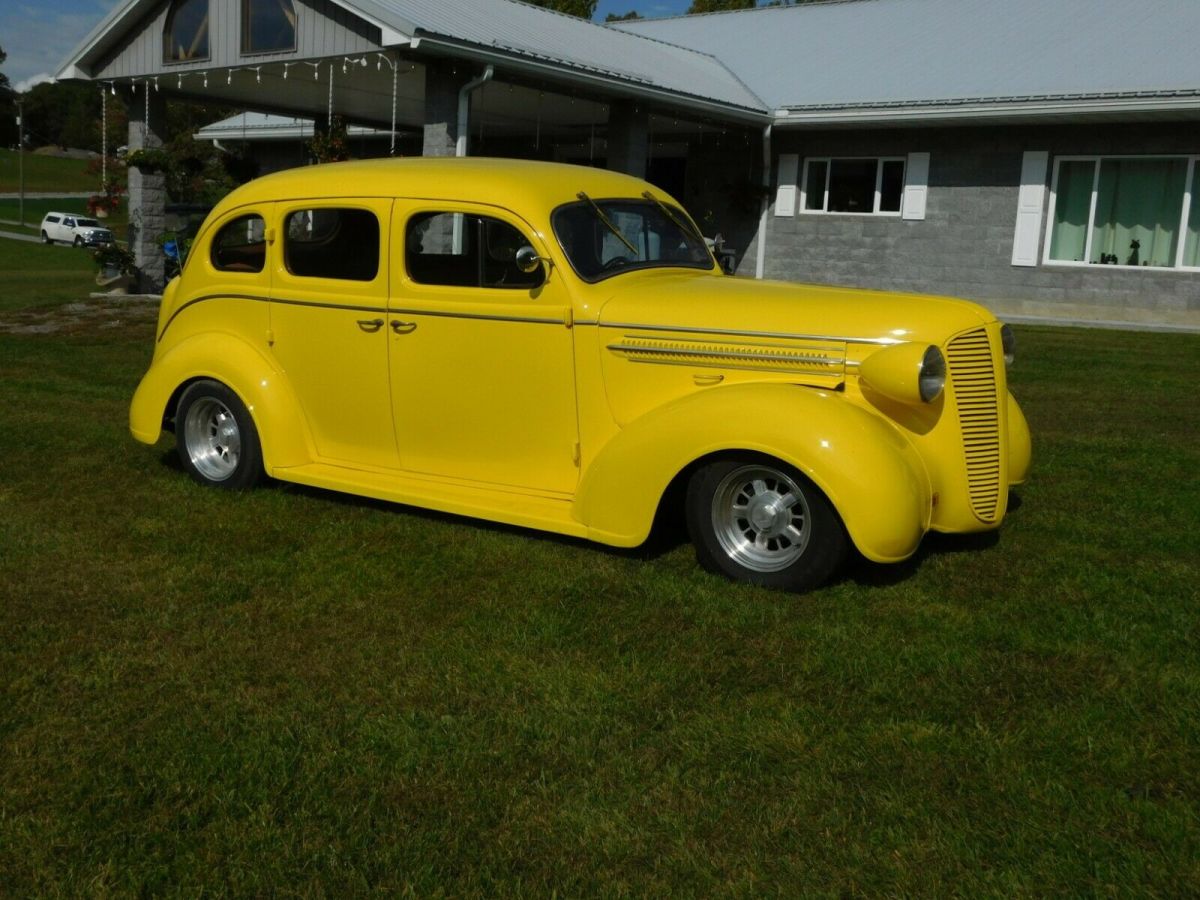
[[129, 332, 311, 470], [576, 382, 931, 562]]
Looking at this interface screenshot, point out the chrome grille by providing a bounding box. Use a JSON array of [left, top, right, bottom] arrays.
[[947, 328, 1002, 522]]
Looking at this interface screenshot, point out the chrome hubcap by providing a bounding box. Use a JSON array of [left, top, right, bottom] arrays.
[[183, 397, 241, 481], [711, 465, 811, 573]]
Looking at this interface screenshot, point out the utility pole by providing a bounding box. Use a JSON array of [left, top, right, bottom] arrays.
[[15, 97, 24, 226]]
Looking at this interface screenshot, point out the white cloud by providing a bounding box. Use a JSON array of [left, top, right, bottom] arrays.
[[15, 73, 55, 93]]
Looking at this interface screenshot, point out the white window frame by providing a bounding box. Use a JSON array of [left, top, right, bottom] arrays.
[[799, 156, 907, 217], [1042, 153, 1200, 272]]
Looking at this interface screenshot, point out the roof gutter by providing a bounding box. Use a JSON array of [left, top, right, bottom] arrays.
[[456, 65, 493, 157], [411, 34, 770, 126], [773, 94, 1200, 126]]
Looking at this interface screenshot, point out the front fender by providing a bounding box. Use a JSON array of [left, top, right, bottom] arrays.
[[1007, 392, 1032, 486], [129, 332, 311, 470], [576, 383, 931, 562]]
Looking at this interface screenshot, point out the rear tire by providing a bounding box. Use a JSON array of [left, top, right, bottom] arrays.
[[41, 230, 51, 244], [175, 380, 264, 490], [686, 455, 847, 592]]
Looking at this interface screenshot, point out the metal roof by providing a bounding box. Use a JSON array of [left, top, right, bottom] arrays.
[[369, 0, 765, 111], [611, 0, 1200, 112], [195, 113, 390, 140]]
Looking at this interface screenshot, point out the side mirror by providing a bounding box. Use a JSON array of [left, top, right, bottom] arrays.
[[515, 245, 547, 274]]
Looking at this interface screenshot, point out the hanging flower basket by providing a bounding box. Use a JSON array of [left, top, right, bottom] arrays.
[[125, 148, 172, 174]]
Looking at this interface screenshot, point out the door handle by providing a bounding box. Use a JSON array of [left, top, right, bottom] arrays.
[[391, 320, 418, 335], [357, 318, 384, 333]]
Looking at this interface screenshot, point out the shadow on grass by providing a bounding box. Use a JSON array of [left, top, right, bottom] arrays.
[[159, 448, 1027, 594]]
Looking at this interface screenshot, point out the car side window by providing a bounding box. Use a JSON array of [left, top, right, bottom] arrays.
[[64, 218, 75, 228], [46, 215, 61, 224], [406, 212, 543, 289], [211, 214, 266, 273], [284, 208, 379, 281]]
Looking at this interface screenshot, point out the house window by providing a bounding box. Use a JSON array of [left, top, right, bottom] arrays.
[[163, 0, 210, 63], [1045, 155, 1200, 269], [243, 0, 297, 54], [801, 157, 906, 215]]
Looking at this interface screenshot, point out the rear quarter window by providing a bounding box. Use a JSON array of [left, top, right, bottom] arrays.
[[211, 214, 267, 273]]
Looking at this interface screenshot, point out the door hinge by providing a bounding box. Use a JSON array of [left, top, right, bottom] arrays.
[[266, 328, 275, 346], [572, 442, 581, 467], [563, 307, 573, 329]]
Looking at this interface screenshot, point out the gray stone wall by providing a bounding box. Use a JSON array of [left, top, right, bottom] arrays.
[[126, 89, 168, 293], [755, 124, 1200, 327]]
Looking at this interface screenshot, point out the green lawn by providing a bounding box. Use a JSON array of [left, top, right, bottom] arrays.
[[0, 238, 98, 312], [0, 276, 1197, 894], [0, 148, 101, 193]]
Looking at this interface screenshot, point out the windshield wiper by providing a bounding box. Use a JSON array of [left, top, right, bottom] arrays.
[[577, 191, 638, 256], [641, 191, 704, 244]]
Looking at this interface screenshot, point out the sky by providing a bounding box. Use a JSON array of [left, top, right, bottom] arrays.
[[1, 0, 696, 91]]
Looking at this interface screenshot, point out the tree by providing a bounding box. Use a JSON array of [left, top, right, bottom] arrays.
[[0, 46, 15, 147], [526, 0, 598, 17], [686, 0, 754, 12], [605, 11, 642, 20]]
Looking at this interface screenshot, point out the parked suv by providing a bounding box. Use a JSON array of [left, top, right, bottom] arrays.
[[40, 212, 114, 247]]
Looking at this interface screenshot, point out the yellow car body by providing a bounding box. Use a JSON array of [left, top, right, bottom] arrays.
[[131, 157, 1031, 590]]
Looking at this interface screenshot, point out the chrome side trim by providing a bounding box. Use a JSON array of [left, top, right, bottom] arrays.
[[596, 320, 901, 346], [607, 334, 846, 379]]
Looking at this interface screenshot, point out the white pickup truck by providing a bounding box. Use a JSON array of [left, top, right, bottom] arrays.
[[40, 212, 115, 247]]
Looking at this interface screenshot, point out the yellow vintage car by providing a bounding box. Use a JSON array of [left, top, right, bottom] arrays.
[[130, 157, 1031, 592]]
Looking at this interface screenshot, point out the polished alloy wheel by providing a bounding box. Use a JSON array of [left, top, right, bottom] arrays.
[[182, 397, 242, 481], [710, 464, 812, 573]]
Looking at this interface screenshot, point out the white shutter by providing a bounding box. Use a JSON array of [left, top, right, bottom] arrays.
[[1011, 151, 1049, 267], [774, 153, 799, 217], [901, 152, 930, 220]]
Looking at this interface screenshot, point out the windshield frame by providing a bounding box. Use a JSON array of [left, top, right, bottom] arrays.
[[551, 197, 716, 284]]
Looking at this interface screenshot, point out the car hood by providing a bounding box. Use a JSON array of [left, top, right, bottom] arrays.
[[593, 271, 994, 346]]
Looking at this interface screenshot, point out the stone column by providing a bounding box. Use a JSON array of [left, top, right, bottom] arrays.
[[422, 60, 472, 157], [607, 101, 649, 178], [126, 87, 168, 292]]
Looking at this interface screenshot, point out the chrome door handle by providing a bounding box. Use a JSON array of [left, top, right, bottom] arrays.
[[391, 320, 417, 335], [357, 318, 384, 333]]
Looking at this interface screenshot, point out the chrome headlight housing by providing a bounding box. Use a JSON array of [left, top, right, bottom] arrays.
[[858, 342, 946, 405], [1000, 323, 1016, 367]]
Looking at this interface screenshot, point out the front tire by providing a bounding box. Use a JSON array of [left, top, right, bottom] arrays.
[[175, 380, 263, 490], [686, 456, 847, 592], [73, 236, 83, 247]]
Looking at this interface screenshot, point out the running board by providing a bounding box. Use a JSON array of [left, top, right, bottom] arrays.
[[272, 462, 588, 539]]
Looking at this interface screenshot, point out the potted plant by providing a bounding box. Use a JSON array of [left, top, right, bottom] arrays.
[[86, 177, 126, 219], [92, 243, 137, 294]]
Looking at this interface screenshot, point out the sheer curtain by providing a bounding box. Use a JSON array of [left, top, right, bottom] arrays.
[[1091, 159, 1187, 267]]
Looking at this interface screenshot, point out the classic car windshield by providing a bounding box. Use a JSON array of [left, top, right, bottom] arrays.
[[552, 198, 712, 281]]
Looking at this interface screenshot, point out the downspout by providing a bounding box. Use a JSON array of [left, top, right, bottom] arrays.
[[456, 64, 494, 157], [755, 124, 772, 279]]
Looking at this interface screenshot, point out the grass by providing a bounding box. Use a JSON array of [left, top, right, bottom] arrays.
[[0, 238, 98, 312], [0, 270, 1197, 894], [0, 148, 101, 193]]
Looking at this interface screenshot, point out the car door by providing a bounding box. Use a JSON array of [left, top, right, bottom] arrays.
[[59, 217, 76, 242], [268, 199, 399, 469], [387, 203, 579, 495]]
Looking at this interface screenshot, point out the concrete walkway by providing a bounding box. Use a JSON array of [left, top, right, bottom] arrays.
[[0, 229, 42, 243], [0, 192, 93, 199]]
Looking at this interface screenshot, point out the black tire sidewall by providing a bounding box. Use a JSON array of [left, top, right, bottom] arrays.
[[686, 456, 847, 593], [175, 379, 264, 490]]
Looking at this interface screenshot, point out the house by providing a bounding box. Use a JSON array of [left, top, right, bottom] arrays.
[[58, 0, 1199, 328]]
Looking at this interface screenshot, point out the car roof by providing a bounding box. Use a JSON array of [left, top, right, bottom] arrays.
[[209, 158, 667, 222]]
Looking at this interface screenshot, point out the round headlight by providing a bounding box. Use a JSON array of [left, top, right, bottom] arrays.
[[918, 345, 946, 403], [1001, 323, 1016, 367]]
